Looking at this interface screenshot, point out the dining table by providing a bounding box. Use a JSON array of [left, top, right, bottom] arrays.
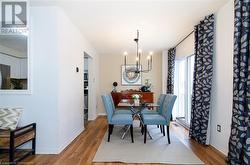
[[117, 99, 159, 140]]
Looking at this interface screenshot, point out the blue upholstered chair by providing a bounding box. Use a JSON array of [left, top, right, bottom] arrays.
[[141, 94, 166, 114], [102, 94, 134, 143], [108, 94, 132, 114], [142, 94, 177, 144]]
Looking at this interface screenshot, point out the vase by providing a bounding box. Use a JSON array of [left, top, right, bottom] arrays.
[[134, 99, 140, 106]]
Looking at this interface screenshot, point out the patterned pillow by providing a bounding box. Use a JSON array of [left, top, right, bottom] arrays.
[[0, 108, 23, 130]]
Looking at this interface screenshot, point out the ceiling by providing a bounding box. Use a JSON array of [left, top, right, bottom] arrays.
[[0, 35, 27, 58], [32, 0, 229, 56]]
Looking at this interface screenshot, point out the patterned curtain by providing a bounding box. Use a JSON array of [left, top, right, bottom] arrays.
[[228, 1, 250, 164], [167, 48, 176, 94], [189, 14, 214, 145]]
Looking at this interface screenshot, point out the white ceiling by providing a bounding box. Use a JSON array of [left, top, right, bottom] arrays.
[[32, 0, 229, 56], [0, 35, 27, 57]]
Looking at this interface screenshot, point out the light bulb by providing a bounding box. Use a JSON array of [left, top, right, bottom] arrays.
[[136, 57, 139, 61], [147, 56, 150, 60], [123, 51, 128, 56], [138, 49, 142, 53], [149, 51, 153, 55]]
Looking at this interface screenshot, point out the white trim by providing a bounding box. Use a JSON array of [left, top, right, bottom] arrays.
[[57, 127, 85, 154], [98, 113, 107, 116], [37, 127, 85, 154], [36, 147, 60, 155], [88, 115, 97, 121]]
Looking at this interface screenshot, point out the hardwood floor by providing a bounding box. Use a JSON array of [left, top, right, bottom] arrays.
[[14, 117, 227, 165]]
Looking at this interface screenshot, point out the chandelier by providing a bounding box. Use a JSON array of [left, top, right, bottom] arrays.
[[123, 30, 153, 73]]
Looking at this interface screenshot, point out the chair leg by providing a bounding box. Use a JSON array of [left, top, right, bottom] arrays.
[[144, 125, 147, 144], [167, 125, 170, 144], [157, 125, 159, 128], [32, 138, 36, 155], [108, 124, 113, 142], [9, 148, 14, 164], [162, 125, 165, 136], [130, 125, 134, 143], [110, 125, 114, 135], [160, 125, 163, 133], [9, 131, 15, 164], [141, 125, 144, 135], [32, 124, 36, 155]]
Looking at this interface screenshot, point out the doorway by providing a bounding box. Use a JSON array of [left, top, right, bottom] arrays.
[[174, 55, 195, 128], [84, 52, 92, 126]]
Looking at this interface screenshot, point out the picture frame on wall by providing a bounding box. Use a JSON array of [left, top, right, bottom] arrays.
[[121, 65, 142, 86]]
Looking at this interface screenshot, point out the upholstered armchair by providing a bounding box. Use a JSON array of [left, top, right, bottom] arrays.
[[102, 95, 134, 143], [142, 94, 177, 144]]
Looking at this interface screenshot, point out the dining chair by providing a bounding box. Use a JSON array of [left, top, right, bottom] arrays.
[[141, 94, 166, 114], [108, 94, 132, 114], [102, 94, 134, 143], [141, 94, 166, 133], [142, 94, 177, 144]]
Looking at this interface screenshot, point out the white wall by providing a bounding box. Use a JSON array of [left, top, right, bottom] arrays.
[[210, 0, 234, 155], [56, 8, 100, 151], [0, 7, 60, 153], [176, 33, 194, 60], [0, 6, 100, 154]]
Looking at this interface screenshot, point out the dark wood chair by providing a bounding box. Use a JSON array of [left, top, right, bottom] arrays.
[[0, 123, 36, 164]]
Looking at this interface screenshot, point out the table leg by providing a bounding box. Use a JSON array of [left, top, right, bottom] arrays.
[[121, 125, 130, 139]]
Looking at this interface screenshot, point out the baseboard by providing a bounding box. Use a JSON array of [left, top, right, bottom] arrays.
[[36, 147, 60, 154], [98, 113, 107, 116], [36, 127, 85, 154], [88, 115, 97, 121], [58, 127, 85, 153], [209, 145, 228, 162]]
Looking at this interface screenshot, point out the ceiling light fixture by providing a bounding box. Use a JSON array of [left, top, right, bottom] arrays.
[[123, 30, 153, 73]]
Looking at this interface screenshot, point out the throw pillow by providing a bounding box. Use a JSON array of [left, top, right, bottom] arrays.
[[0, 108, 23, 130]]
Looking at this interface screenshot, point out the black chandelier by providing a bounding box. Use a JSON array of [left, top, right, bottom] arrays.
[[123, 30, 153, 73]]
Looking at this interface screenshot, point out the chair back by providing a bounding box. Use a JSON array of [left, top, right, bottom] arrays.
[[156, 94, 167, 113], [161, 94, 177, 125], [101, 94, 114, 123], [108, 94, 116, 110]]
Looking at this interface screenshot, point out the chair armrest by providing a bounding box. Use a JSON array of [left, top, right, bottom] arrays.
[[11, 123, 36, 138]]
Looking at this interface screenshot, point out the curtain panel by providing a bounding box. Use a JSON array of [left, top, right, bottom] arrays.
[[228, 0, 250, 164], [167, 48, 176, 94], [189, 14, 215, 145]]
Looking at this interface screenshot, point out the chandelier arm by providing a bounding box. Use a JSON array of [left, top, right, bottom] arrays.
[[123, 30, 153, 74]]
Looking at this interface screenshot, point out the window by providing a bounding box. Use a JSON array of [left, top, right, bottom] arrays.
[[173, 55, 195, 127]]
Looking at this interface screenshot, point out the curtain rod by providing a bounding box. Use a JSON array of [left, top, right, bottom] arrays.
[[0, 51, 27, 59], [174, 30, 194, 48]]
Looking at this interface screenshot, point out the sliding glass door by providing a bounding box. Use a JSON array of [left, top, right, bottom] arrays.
[[174, 55, 194, 127]]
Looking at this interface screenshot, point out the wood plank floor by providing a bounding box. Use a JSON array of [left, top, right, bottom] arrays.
[[12, 117, 227, 165]]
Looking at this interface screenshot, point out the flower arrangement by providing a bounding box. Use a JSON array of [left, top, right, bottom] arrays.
[[131, 94, 141, 100], [131, 94, 141, 106]]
